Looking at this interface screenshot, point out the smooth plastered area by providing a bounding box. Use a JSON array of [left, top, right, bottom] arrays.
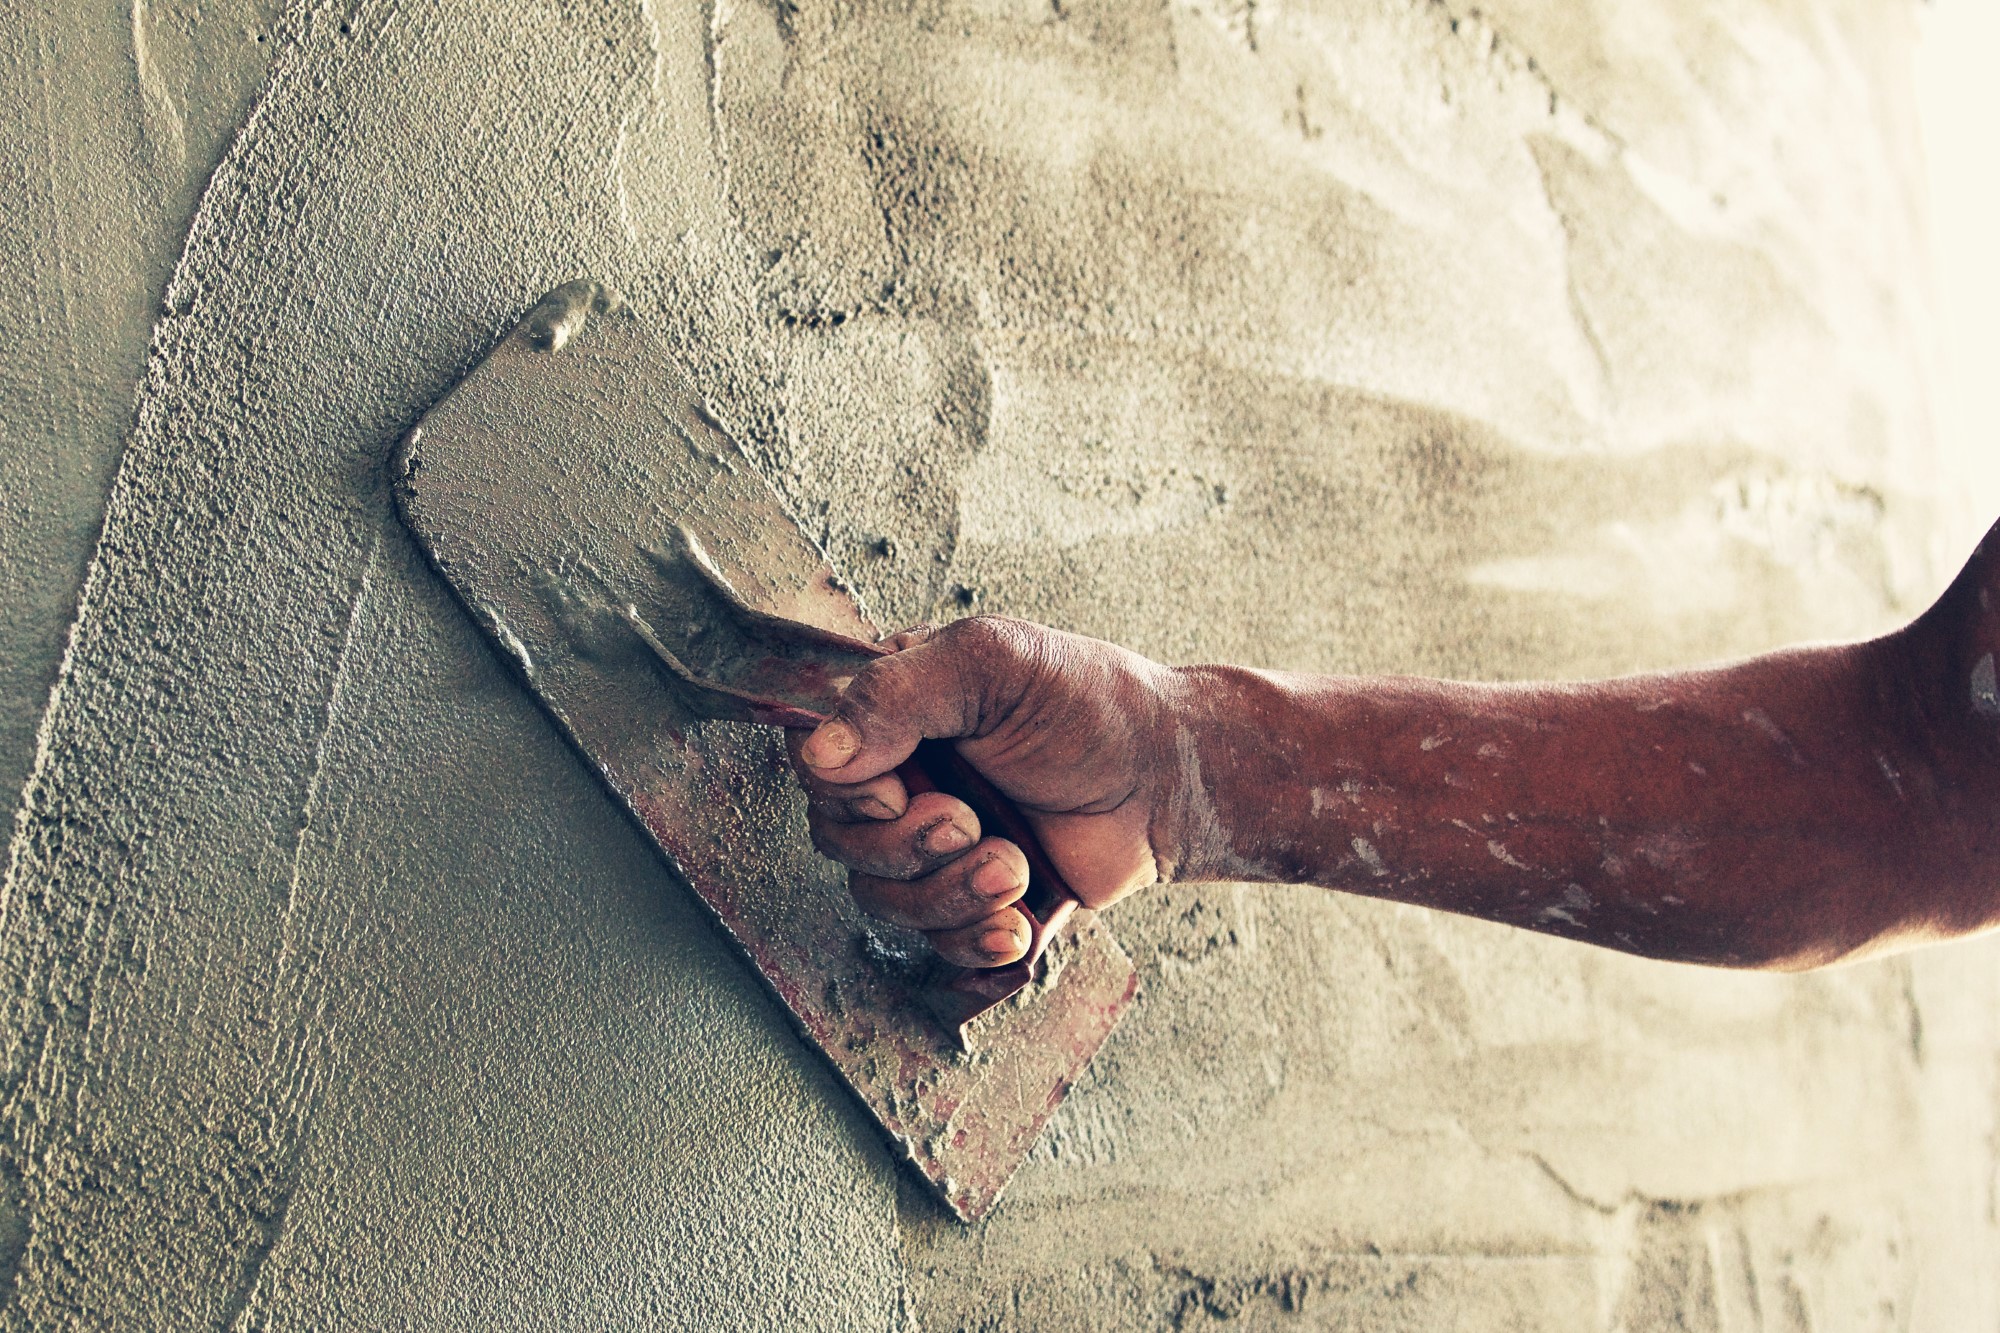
[[1, 1, 1993, 1328]]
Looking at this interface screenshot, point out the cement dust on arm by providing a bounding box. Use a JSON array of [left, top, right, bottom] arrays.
[[796, 518, 2000, 972]]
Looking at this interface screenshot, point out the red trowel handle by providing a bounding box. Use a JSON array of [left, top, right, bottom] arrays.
[[897, 739, 1080, 978]]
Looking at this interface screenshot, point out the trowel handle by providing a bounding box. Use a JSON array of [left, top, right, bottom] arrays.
[[897, 740, 1081, 968]]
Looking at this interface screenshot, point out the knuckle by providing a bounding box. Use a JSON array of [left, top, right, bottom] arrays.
[[836, 657, 904, 724], [937, 614, 1037, 666], [943, 854, 990, 911], [936, 615, 1052, 730], [915, 861, 1007, 931]]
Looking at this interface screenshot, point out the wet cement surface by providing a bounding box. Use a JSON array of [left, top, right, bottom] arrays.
[[0, 0, 286, 817], [2, 0, 1994, 1328]]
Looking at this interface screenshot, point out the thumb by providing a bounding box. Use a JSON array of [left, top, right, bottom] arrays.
[[798, 619, 1024, 783]]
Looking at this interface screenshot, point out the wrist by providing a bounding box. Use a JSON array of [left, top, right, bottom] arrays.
[[1148, 663, 1317, 885]]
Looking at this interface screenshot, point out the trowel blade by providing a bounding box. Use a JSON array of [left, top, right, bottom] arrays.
[[392, 281, 1138, 1222]]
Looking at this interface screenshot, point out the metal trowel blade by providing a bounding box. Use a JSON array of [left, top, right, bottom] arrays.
[[391, 281, 1138, 1222]]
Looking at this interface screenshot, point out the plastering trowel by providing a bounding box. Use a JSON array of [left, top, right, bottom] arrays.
[[392, 281, 1137, 1221]]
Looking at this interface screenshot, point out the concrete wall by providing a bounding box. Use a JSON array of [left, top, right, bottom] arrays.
[[3, 1, 1993, 1328]]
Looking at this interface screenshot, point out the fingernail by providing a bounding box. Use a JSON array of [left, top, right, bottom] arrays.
[[979, 927, 1022, 958], [971, 856, 1021, 897], [920, 819, 973, 856], [802, 720, 859, 769], [854, 794, 902, 820]]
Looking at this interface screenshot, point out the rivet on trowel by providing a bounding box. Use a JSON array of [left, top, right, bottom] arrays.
[[521, 278, 624, 352]]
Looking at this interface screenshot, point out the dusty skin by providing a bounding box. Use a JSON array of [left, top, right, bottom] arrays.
[[2, 0, 1995, 1328], [800, 519, 2000, 972]]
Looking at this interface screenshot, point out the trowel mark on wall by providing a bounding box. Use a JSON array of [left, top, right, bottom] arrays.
[[953, 347, 1233, 553], [0, 1157, 24, 1297], [1466, 464, 1906, 642], [131, 0, 190, 171], [262, 529, 385, 1069], [0, 0, 289, 821], [957, 446, 1231, 550], [0, 2, 784, 1321], [954, 352, 1929, 685], [613, 0, 669, 248]]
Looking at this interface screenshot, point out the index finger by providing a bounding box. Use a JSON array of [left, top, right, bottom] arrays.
[[795, 635, 982, 785]]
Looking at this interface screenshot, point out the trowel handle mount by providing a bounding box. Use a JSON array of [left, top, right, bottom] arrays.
[[615, 527, 1080, 998], [897, 739, 1081, 975]]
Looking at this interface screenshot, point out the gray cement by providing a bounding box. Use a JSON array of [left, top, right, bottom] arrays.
[[0, 0, 286, 815], [2, 0, 1993, 1328]]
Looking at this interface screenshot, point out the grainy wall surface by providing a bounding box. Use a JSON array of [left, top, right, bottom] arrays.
[[2, 1, 1991, 1329], [0, 1, 286, 816]]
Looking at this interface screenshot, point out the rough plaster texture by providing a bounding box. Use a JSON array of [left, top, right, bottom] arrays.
[[0, 1, 286, 809], [1, 0, 1992, 1329]]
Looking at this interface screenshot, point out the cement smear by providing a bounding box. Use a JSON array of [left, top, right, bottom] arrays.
[[3, 0, 1994, 1328], [0, 5, 897, 1328], [0, 1, 285, 815]]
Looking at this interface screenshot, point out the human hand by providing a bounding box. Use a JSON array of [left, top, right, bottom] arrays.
[[787, 616, 1178, 968]]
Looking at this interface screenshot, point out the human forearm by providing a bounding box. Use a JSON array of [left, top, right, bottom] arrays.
[[796, 521, 2000, 972], [1159, 630, 1996, 969]]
